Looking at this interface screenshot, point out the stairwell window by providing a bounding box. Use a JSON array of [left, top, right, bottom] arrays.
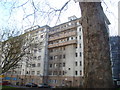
[[75, 71, 78, 75], [37, 63, 41, 67], [75, 61, 77, 66], [63, 54, 66, 59], [75, 53, 78, 57], [63, 62, 65, 67], [80, 61, 82, 66], [80, 70, 82, 75], [49, 64, 52, 68], [80, 52, 82, 57]]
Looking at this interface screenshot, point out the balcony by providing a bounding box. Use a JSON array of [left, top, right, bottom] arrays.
[[49, 23, 78, 35], [49, 31, 77, 41], [48, 40, 77, 48]]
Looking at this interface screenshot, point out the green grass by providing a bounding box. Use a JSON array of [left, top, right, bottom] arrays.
[[1, 85, 17, 89]]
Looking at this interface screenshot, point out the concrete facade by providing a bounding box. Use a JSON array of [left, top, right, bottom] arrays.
[[48, 17, 84, 87]]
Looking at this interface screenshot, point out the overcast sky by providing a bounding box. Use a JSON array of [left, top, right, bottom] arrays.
[[0, 0, 119, 36]]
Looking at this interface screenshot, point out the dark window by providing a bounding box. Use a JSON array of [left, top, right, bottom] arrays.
[[75, 71, 78, 75], [76, 53, 78, 57], [59, 55, 62, 59], [79, 28, 81, 32], [63, 47, 65, 50], [38, 56, 41, 60], [37, 63, 40, 67], [75, 62, 77, 66], [67, 37, 69, 41], [41, 35, 43, 38], [50, 56, 53, 60], [49, 64, 52, 68], [63, 63, 65, 67], [71, 37, 73, 40], [80, 61, 82, 66], [80, 70, 82, 75], [80, 44, 81, 48], [34, 50, 37, 53], [79, 36, 81, 39], [68, 68, 71, 70], [59, 71, 61, 75], [63, 71, 65, 75], [32, 64, 36, 67], [80, 52, 82, 57], [63, 54, 66, 59], [59, 63, 62, 67]]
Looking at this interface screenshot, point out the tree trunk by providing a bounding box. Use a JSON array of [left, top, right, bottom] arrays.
[[79, 2, 113, 88]]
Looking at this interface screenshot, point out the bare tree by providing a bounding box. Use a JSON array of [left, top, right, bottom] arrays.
[[0, 34, 24, 74], [0, 28, 34, 75]]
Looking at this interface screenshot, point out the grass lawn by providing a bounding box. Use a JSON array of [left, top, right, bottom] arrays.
[[1, 85, 17, 89]]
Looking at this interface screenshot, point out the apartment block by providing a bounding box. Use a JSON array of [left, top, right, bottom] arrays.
[[110, 36, 120, 85], [3, 16, 84, 87], [47, 16, 84, 87]]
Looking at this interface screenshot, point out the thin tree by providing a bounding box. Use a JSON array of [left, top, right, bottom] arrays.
[[0, 31, 33, 75]]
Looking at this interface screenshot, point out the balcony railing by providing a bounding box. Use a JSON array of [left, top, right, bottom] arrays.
[[49, 31, 77, 41], [48, 40, 77, 48], [49, 24, 78, 35]]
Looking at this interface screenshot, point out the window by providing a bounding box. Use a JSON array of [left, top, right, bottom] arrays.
[[35, 36, 38, 39], [26, 71, 29, 74], [79, 28, 81, 32], [34, 50, 37, 53], [63, 71, 65, 75], [32, 71, 35, 75], [80, 70, 82, 75], [71, 37, 73, 40], [80, 61, 82, 66], [59, 71, 61, 75], [34, 44, 38, 48], [37, 63, 41, 67], [67, 37, 69, 41], [75, 71, 78, 75], [79, 36, 81, 39], [63, 54, 66, 59], [50, 49, 53, 52], [41, 35, 43, 38], [80, 52, 82, 57], [59, 55, 62, 59], [63, 47, 65, 50], [63, 63, 65, 67], [33, 56, 37, 60], [80, 44, 81, 48], [32, 64, 36, 67], [75, 53, 78, 57], [40, 42, 42, 45], [75, 62, 77, 66], [50, 56, 53, 60], [49, 71, 52, 75], [37, 71, 40, 75], [49, 64, 52, 68], [53, 71, 57, 75], [59, 63, 62, 67], [76, 37, 77, 40], [38, 56, 41, 60], [39, 49, 41, 52]]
